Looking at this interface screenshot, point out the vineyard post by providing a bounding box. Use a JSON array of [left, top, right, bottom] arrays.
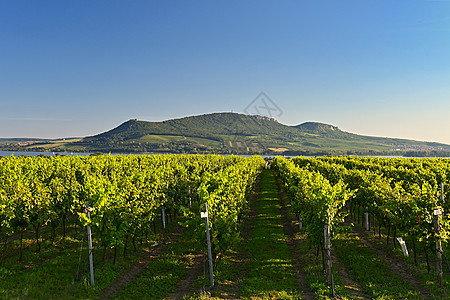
[[434, 208, 443, 286], [85, 202, 95, 286], [161, 206, 166, 229], [324, 218, 335, 297], [364, 212, 369, 231], [441, 183, 445, 216], [201, 203, 214, 287], [189, 187, 192, 209], [299, 216, 302, 231], [396, 237, 409, 257]]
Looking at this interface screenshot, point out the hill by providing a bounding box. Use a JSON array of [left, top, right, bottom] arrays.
[[4, 112, 450, 156]]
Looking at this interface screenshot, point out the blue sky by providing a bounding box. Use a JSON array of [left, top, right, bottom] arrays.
[[1, 1, 450, 144]]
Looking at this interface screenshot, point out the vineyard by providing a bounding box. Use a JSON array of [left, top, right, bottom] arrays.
[[0, 154, 449, 299], [273, 156, 450, 297]]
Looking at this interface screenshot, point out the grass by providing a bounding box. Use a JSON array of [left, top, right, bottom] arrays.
[[333, 227, 424, 299], [0, 214, 185, 299], [2, 170, 447, 299], [282, 217, 355, 299], [239, 169, 303, 299], [185, 169, 305, 299], [114, 252, 188, 299], [204, 247, 246, 299], [115, 220, 203, 299], [0, 226, 139, 299], [347, 220, 450, 299], [285, 231, 358, 300]]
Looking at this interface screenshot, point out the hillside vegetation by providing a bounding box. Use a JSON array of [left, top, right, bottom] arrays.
[[2, 113, 450, 156]]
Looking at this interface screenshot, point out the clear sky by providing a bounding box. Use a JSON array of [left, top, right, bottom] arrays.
[[1, 1, 450, 144]]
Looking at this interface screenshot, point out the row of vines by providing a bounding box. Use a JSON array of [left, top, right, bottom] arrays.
[[0, 154, 265, 263], [273, 156, 450, 285]]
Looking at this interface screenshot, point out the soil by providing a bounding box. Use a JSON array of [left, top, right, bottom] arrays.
[[216, 174, 262, 299], [170, 176, 264, 300], [275, 177, 319, 300], [170, 253, 205, 300], [100, 229, 183, 300], [100, 172, 439, 300], [350, 224, 434, 299], [101, 175, 265, 300], [330, 250, 369, 300]]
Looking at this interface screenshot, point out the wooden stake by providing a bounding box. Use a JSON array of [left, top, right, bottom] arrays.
[[85, 202, 95, 286], [161, 206, 166, 229], [441, 183, 445, 217], [202, 204, 214, 287], [434, 209, 443, 287], [324, 218, 335, 297], [364, 212, 369, 231]]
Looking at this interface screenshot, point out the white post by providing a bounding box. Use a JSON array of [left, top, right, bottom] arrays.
[[161, 206, 166, 229], [324, 218, 335, 297], [201, 204, 214, 287], [441, 183, 445, 216], [85, 202, 94, 286], [364, 212, 369, 231], [396, 237, 409, 257], [189, 188, 192, 209], [434, 208, 443, 286]]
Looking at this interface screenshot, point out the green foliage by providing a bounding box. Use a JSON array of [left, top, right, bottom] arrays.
[[197, 156, 265, 255], [287, 156, 450, 255], [272, 157, 352, 245], [0, 154, 264, 261], [334, 230, 422, 299], [8, 112, 450, 156], [239, 170, 305, 299]]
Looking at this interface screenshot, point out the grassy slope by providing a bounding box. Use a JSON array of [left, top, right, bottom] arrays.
[[11, 112, 450, 155]]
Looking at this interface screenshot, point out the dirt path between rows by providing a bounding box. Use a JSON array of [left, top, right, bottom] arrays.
[[276, 176, 373, 300], [211, 173, 262, 300], [102, 174, 264, 300], [330, 250, 370, 300], [174, 173, 263, 300], [100, 228, 184, 299], [350, 224, 434, 299], [170, 253, 205, 300], [275, 177, 317, 300]]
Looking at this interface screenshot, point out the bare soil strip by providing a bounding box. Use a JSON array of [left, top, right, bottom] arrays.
[[276, 177, 317, 300], [212, 173, 262, 299], [100, 229, 183, 300], [171, 174, 263, 300], [237, 170, 304, 298], [350, 225, 432, 299], [102, 175, 264, 300], [170, 253, 205, 300], [277, 175, 373, 300], [330, 250, 369, 300]]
